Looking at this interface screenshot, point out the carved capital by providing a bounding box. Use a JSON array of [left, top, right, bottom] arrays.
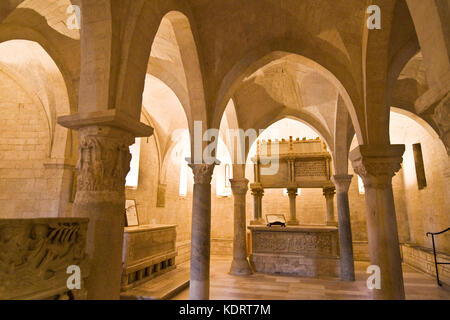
[[251, 188, 264, 197], [75, 126, 134, 203], [349, 145, 405, 188], [187, 160, 218, 184], [323, 187, 336, 197], [287, 188, 298, 197], [230, 178, 249, 195], [331, 174, 353, 193]]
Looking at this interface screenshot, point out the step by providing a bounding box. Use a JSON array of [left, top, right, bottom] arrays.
[[120, 262, 190, 300]]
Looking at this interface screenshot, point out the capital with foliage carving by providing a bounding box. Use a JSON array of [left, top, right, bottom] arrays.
[[349, 145, 405, 188], [186, 158, 219, 184]]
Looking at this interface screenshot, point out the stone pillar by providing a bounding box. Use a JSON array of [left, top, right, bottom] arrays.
[[188, 162, 216, 300], [331, 174, 355, 281], [229, 178, 253, 275], [73, 125, 134, 299], [323, 187, 337, 226], [350, 145, 406, 300], [250, 185, 264, 225], [287, 188, 299, 225]]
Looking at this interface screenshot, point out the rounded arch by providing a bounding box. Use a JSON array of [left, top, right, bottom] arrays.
[[0, 39, 72, 160], [245, 116, 335, 170], [211, 42, 363, 144], [0, 24, 78, 114], [390, 107, 445, 151], [406, 0, 450, 89]]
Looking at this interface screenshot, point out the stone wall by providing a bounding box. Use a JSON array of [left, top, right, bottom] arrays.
[[401, 243, 449, 286], [0, 71, 74, 218], [390, 112, 450, 253]]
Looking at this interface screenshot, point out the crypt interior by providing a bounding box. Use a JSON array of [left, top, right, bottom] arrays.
[[0, 0, 449, 300]]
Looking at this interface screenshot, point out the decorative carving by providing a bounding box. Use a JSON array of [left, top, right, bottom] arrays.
[[75, 126, 134, 202], [188, 162, 217, 184], [294, 159, 327, 177], [287, 188, 297, 197], [230, 179, 249, 195], [323, 187, 336, 197], [252, 230, 336, 257], [350, 145, 405, 188], [251, 188, 264, 197], [0, 218, 89, 300], [331, 174, 353, 193]]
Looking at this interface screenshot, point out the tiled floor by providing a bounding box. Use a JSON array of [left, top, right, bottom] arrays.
[[172, 256, 450, 300]]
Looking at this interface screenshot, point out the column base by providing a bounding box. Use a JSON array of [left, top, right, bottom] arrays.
[[287, 220, 299, 226], [250, 218, 265, 225], [229, 259, 253, 276]]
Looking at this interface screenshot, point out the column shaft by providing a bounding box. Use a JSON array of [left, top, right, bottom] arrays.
[[188, 162, 216, 300], [229, 179, 252, 275], [350, 145, 406, 300], [323, 187, 337, 226], [73, 126, 134, 299], [250, 186, 264, 225], [331, 175, 355, 281], [287, 188, 299, 225]]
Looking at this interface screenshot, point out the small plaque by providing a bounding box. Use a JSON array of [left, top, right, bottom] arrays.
[[125, 200, 139, 227], [266, 214, 286, 227]]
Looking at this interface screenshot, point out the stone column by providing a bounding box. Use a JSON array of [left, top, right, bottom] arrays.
[[323, 187, 337, 226], [73, 125, 134, 299], [229, 178, 253, 275], [188, 162, 216, 300], [287, 188, 299, 225], [250, 185, 264, 225], [331, 174, 355, 281], [350, 145, 406, 300]]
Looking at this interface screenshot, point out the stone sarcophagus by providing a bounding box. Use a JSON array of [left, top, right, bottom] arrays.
[[248, 225, 339, 277], [121, 224, 177, 290], [0, 218, 89, 300]]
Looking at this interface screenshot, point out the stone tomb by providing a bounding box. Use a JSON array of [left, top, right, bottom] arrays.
[[248, 225, 339, 277], [121, 224, 177, 290]]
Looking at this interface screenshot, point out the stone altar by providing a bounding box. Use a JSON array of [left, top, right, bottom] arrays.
[[248, 225, 339, 277], [121, 224, 177, 290]]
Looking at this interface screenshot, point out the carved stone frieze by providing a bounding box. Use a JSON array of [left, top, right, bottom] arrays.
[[0, 218, 89, 300], [252, 230, 337, 257]]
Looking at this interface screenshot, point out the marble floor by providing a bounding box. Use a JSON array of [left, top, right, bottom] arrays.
[[172, 256, 450, 300]]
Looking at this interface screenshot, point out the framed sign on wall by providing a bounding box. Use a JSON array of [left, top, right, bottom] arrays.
[[125, 199, 139, 227]]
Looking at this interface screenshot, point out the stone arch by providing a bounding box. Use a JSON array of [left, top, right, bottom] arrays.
[[245, 115, 335, 170], [0, 24, 79, 114], [0, 39, 72, 160], [211, 42, 363, 144], [113, 3, 207, 144], [390, 107, 445, 151], [406, 0, 450, 90]]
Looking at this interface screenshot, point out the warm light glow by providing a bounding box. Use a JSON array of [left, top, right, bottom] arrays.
[[358, 175, 365, 195], [178, 134, 191, 197], [126, 138, 141, 188], [216, 138, 232, 197]]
